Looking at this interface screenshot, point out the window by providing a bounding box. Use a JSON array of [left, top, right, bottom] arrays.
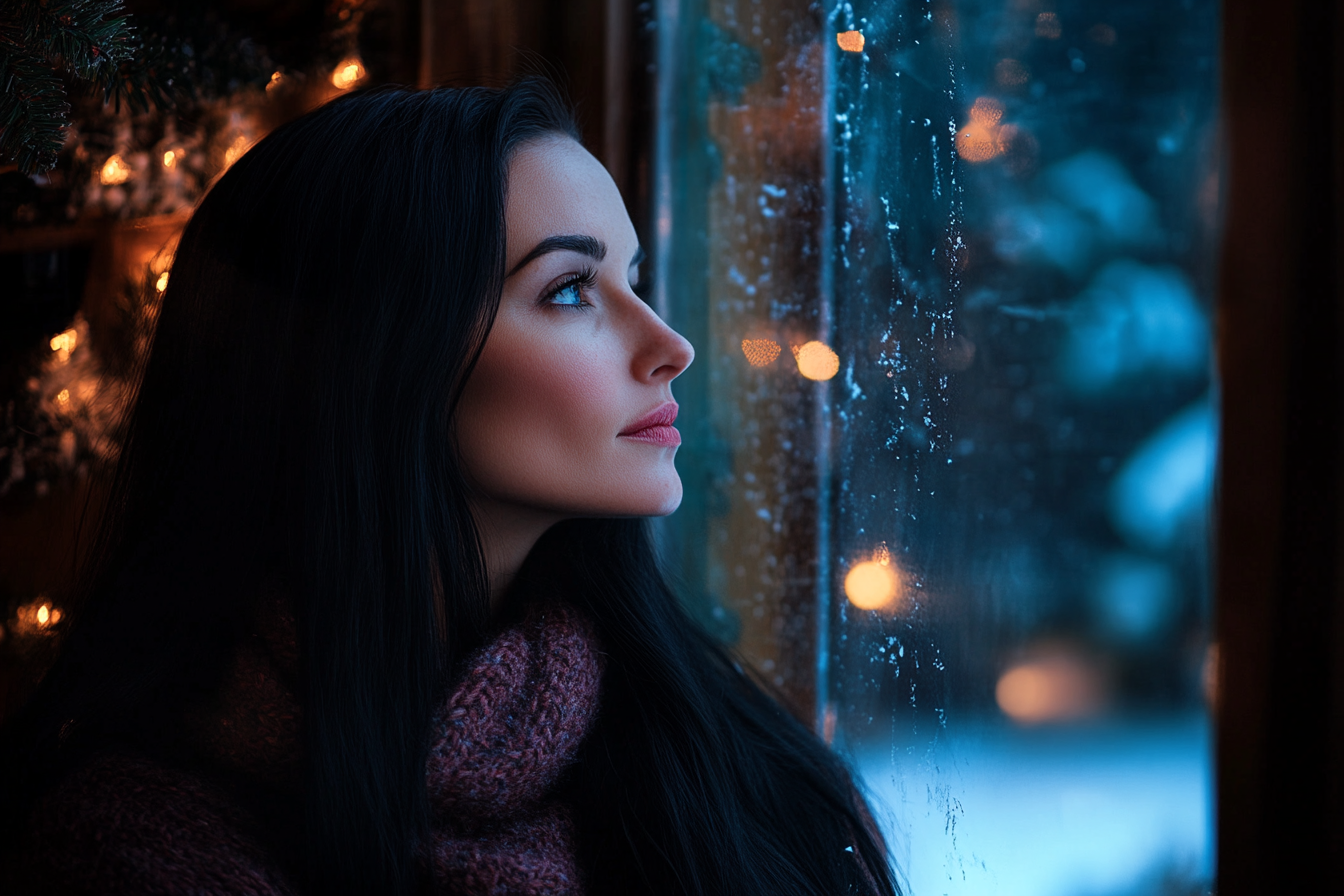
[[654, 2, 1218, 893]]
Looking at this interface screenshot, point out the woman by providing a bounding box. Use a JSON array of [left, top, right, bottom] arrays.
[[0, 80, 899, 896]]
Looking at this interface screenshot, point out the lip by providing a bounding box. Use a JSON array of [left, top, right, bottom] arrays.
[[618, 400, 681, 446]]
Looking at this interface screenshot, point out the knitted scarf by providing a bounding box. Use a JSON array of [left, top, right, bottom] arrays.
[[14, 598, 605, 896], [425, 600, 603, 895]]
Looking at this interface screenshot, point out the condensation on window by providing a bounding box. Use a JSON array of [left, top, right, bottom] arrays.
[[655, 2, 1218, 895]]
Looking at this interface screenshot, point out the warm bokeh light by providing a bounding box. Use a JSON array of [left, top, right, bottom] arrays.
[[267, 71, 285, 92], [223, 135, 252, 168], [156, 271, 170, 292], [1035, 12, 1061, 39], [14, 599, 63, 636], [331, 57, 366, 90], [836, 30, 865, 53], [995, 58, 1029, 87], [956, 123, 999, 162], [957, 98, 1019, 164], [49, 328, 77, 355], [741, 338, 782, 367], [50, 328, 76, 364], [996, 654, 1105, 724], [100, 154, 131, 185], [162, 150, 177, 168], [970, 97, 1004, 127], [56, 389, 70, 407], [844, 560, 900, 610], [794, 340, 840, 380]]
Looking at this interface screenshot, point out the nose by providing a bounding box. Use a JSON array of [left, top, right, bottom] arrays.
[[630, 301, 694, 384]]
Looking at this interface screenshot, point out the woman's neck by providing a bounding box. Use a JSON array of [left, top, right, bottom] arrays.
[[469, 498, 565, 612]]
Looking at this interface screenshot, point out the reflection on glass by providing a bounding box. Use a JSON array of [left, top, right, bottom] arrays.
[[657, 1, 1218, 894]]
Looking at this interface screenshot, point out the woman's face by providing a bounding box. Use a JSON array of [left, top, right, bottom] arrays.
[[455, 136, 694, 525]]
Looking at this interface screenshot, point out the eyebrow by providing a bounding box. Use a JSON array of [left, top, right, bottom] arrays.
[[505, 235, 648, 279], [507, 235, 605, 278]]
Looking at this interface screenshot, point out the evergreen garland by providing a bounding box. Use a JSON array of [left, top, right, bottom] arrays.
[[0, 0, 181, 176]]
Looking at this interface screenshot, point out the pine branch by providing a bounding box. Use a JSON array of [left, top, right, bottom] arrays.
[[0, 21, 71, 175], [0, 0, 175, 176]]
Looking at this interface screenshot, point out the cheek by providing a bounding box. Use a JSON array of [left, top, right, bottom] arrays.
[[457, 327, 625, 503], [487, 335, 617, 440]]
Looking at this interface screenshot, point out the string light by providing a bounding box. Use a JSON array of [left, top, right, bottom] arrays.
[[331, 57, 366, 90], [844, 545, 902, 611], [741, 338, 782, 367], [100, 154, 131, 185], [49, 328, 77, 356], [13, 598, 63, 636], [836, 31, 865, 53], [793, 341, 840, 381], [956, 97, 1016, 164]]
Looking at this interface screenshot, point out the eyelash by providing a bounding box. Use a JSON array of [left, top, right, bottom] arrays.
[[541, 267, 599, 309]]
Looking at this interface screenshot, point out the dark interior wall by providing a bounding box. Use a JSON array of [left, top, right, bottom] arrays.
[[1216, 0, 1344, 888], [417, 0, 656, 227]]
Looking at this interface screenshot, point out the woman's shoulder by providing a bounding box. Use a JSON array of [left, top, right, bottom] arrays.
[[9, 749, 297, 896]]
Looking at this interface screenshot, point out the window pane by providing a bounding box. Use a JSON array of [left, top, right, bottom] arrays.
[[656, 1, 1218, 894]]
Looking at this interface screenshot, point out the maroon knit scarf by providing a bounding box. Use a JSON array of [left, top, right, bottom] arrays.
[[425, 600, 604, 895], [16, 598, 605, 896]]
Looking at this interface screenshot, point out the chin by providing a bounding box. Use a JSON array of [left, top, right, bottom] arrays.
[[647, 485, 683, 517], [608, 473, 683, 518]]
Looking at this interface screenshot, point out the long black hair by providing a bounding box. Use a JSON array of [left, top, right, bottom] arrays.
[[0, 80, 898, 896]]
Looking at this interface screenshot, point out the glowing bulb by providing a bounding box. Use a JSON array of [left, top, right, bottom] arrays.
[[331, 57, 366, 90], [56, 389, 70, 406], [49, 328, 77, 354], [37, 605, 49, 625], [793, 341, 840, 381], [741, 339, 782, 367], [156, 271, 170, 292], [267, 71, 284, 92], [100, 154, 131, 185], [836, 31, 865, 53], [162, 150, 177, 168], [844, 561, 899, 610]]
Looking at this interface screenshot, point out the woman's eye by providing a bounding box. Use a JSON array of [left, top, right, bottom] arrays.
[[543, 272, 596, 308], [550, 281, 585, 306]]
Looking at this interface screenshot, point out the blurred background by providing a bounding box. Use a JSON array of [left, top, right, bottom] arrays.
[[1, 2, 1339, 895]]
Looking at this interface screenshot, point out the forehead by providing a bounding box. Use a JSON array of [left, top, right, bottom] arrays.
[[505, 137, 636, 260]]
